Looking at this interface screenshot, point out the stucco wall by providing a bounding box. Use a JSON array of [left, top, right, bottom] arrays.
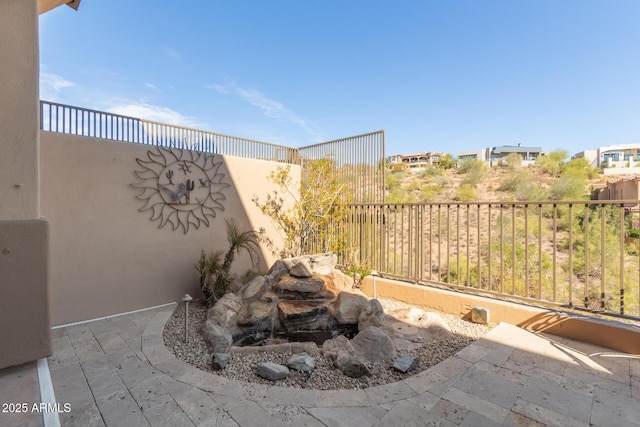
[[0, 0, 51, 369], [40, 132, 298, 325], [0, 220, 50, 369], [0, 0, 40, 219]]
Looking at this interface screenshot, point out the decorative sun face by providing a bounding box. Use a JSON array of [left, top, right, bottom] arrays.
[[131, 147, 229, 233]]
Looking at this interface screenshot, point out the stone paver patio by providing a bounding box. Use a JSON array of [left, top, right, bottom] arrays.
[[1, 304, 639, 426]]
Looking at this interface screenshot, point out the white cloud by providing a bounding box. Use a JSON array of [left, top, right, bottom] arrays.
[[145, 83, 160, 92], [211, 82, 323, 142], [107, 102, 203, 128], [207, 84, 229, 94], [163, 47, 181, 60], [40, 72, 75, 100]]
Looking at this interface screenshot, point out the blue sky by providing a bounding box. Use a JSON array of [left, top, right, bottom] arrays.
[[39, 1, 640, 156]]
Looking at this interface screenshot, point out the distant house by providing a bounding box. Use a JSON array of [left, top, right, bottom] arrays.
[[593, 175, 640, 207], [388, 151, 443, 169], [573, 143, 640, 175], [457, 144, 547, 167]]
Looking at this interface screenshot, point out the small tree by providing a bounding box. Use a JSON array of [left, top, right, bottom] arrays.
[[252, 158, 350, 258], [437, 153, 457, 169], [536, 149, 569, 176]]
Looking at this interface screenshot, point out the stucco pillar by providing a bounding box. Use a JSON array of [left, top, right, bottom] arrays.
[[0, 0, 40, 219], [0, 0, 51, 369]]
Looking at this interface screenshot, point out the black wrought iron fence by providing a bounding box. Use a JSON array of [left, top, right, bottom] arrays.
[[346, 201, 640, 320]]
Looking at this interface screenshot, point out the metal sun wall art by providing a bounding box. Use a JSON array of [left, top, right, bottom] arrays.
[[130, 147, 229, 233]]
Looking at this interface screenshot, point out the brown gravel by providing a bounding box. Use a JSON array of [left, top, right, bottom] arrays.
[[163, 298, 494, 390]]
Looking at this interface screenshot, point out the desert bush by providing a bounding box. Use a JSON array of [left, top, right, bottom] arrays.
[[419, 185, 442, 202], [458, 158, 488, 188], [504, 152, 523, 169], [385, 170, 401, 190], [536, 149, 569, 176], [436, 175, 453, 188], [458, 158, 485, 174], [549, 176, 587, 200], [564, 157, 599, 179], [418, 166, 445, 179], [387, 189, 416, 204], [405, 179, 422, 191], [456, 185, 477, 201], [498, 169, 529, 192]]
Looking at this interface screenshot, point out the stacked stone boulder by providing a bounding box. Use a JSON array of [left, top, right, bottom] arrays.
[[202, 253, 453, 380]]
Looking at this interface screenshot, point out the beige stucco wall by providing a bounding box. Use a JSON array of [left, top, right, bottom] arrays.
[[361, 276, 640, 354], [40, 132, 298, 325], [0, 220, 51, 369], [0, 0, 52, 369], [0, 0, 40, 219]]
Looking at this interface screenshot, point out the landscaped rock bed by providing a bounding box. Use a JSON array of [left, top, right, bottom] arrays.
[[163, 256, 494, 390]]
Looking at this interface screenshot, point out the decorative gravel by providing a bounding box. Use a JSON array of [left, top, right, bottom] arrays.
[[163, 298, 494, 390]]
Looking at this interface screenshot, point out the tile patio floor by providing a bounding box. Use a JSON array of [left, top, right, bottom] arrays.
[[1, 304, 639, 426]]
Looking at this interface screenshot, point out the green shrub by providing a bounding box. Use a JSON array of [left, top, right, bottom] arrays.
[[418, 166, 444, 179], [504, 153, 523, 169], [549, 176, 587, 200], [419, 185, 442, 202], [387, 189, 416, 204], [405, 179, 421, 191], [458, 158, 488, 188], [456, 184, 477, 201], [458, 158, 485, 174], [436, 175, 453, 188], [498, 169, 529, 192]]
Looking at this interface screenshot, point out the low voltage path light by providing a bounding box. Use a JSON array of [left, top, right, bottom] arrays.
[[182, 294, 193, 343], [371, 270, 379, 299]]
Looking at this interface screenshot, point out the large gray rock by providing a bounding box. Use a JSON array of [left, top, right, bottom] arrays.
[[393, 355, 419, 373], [351, 326, 397, 364], [358, 299, 385, 331], [287, 353, 315, 373], [274, 274, 326, 294], [241, 276, 267, 302], [308, 253, 338, 275], [236, 299, 277, 327], [256, 362, 289, 381], [321, 335, 355, 367], [264, 260, 290, 284], [334, 291, 369, 324], [277, 300, 333, 331], [207, 293, 242, 330], [282, 254, 337, 275], [290, 259, 313, 278], [212, 353, 232, 370], [201, 321, 233, 353], [341, 356, 371, 378]]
